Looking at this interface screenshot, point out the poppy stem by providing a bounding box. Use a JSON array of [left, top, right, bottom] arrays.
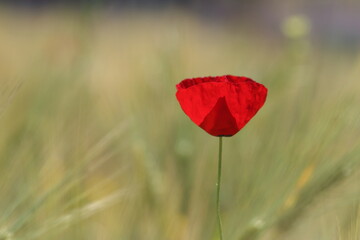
[[216, 136, 223, 240]]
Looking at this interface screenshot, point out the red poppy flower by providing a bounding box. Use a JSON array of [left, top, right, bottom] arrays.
[[176, 75, 267, 136]]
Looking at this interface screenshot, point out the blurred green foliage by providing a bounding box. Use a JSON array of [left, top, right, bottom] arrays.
[[0, 7, 360, 240]]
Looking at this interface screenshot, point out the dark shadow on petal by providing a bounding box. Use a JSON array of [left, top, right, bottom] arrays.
[[199, 97, 239, 136]]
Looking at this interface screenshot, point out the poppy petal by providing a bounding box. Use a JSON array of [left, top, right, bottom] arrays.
[[199, 97, 238, 136], [176, 75, 267, 136]]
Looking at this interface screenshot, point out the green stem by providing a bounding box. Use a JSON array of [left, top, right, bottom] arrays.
[[217, 136, 223, 240]]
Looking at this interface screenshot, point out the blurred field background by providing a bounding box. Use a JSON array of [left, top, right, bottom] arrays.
[[1, 0, 360, 239]]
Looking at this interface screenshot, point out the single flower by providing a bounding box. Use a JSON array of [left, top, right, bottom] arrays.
[[176, 75, 267, 136]]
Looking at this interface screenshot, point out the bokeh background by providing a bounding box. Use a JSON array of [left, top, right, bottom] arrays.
[[1, 1, 360, 240]]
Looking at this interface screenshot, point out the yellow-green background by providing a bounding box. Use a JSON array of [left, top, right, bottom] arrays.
[[1, 4, 360, 240]]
